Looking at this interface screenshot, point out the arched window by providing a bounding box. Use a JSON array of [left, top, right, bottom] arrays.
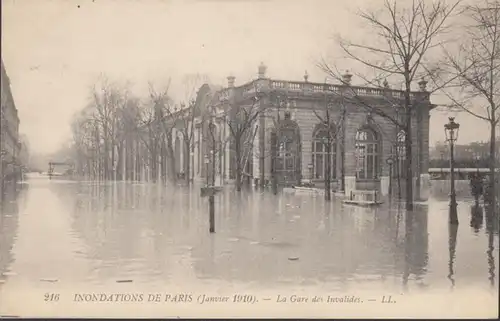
[[396, 130, 406, 178], [355, 127, 379, 179], [275, 121, 301, 185], [276, 129, 297, 174], [312, 126, 336, 180]]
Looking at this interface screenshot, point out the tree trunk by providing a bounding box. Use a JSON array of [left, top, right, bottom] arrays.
[[405, 118, 414, 211], [259, 114, 265, 188], [184, 140, 190, 185], [270, 131, 278, 194], [116, 142, 123, 180], [325, 138, 331, 201], [415, 108, 422, 201], [235, 139, 242, 192], [488, 121, 497, 214], [149, 130, 157, 182], [103, 128, 109, 181], [111, 141, 116, 181], [166, 133, 176, 183]]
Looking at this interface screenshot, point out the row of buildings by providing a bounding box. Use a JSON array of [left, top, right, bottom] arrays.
[[430, 140, 500, 165], [80, 63, 432, 200], [1, 59, 28, 199]]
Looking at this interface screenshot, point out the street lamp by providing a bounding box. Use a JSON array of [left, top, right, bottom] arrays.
[[386, 157, 394, 199], [204, 154, 210, 186], [444, 117, 460, 225]]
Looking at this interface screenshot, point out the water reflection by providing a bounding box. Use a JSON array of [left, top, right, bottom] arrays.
[[447, 223, 458, 289], [401, 205, 429, 291], [189, 193, 430, 291], [485, 208, 497, 288], [0, 183, 28, 283], [2, 179, 499, 295], [470, 205, 484, 233]]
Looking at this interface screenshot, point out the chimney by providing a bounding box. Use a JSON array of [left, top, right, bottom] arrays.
[[258, 62, 267, 79], [227, 75, 235, 88], [342, 70, 352, 85]]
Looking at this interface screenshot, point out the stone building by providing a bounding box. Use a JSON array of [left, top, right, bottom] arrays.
[[1, 59, 21, 197], [180, 63, 433, 199]]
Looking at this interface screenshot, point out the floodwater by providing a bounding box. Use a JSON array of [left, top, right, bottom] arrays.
[[0, 175, 498, 318]]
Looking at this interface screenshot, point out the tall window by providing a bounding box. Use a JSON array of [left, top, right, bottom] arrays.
[[312, 128, 336, 180], [395, 130, 406, 178], [355, 127, 379, 179], [275, 128, 299, 177]]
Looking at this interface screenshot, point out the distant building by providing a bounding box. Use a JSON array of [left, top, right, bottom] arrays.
[[1, 59, 21, 197], [430, 140, 500, 167]]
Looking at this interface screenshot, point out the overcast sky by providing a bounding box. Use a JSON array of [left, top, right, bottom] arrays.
[[1, 0, 491, 155]]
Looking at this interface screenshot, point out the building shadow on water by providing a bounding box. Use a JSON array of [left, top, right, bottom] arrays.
[[470, 204, 484, 234], [0, 182, 28, 285], [188, 193, 429, 291], [485, 206, 498, 288]]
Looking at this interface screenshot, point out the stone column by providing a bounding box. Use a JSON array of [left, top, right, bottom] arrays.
[[380, 176, 390, 196], [298, 108, 313, 184], [343, 116, 358, 197]]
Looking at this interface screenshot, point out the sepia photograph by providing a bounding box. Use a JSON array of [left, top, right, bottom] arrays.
[[0, 0, 499, 318]]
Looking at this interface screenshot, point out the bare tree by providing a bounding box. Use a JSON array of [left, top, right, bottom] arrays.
[[319, 0, 460, 210], [311, 86, 347, 201], [141, 80, 174, 183], [68, 75, 141, 182], [225, 91, 261, 191], [87, 76, 134, 181], [175, 74, 210, 185], [439, 0, 499, 213]]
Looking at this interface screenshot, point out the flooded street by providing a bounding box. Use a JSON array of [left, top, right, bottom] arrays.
[[0, 176, 498, 318]]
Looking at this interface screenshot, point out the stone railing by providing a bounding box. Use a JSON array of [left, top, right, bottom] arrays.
[[238, 79, 419, 100], [225, 79, 423, 102]]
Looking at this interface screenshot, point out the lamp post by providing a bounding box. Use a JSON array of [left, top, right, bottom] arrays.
[[211, 150, 216, 187], [445, 117, 460, 225], [204, 154, 215, 233], [386, 157, 394, 199]]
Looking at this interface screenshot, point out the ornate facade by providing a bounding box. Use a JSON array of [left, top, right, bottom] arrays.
[[182, 63, 433, 199], [1, 60, 21, 198]]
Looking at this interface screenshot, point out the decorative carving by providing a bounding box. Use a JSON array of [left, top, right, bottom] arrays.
[[365, 112, 374, 125]]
